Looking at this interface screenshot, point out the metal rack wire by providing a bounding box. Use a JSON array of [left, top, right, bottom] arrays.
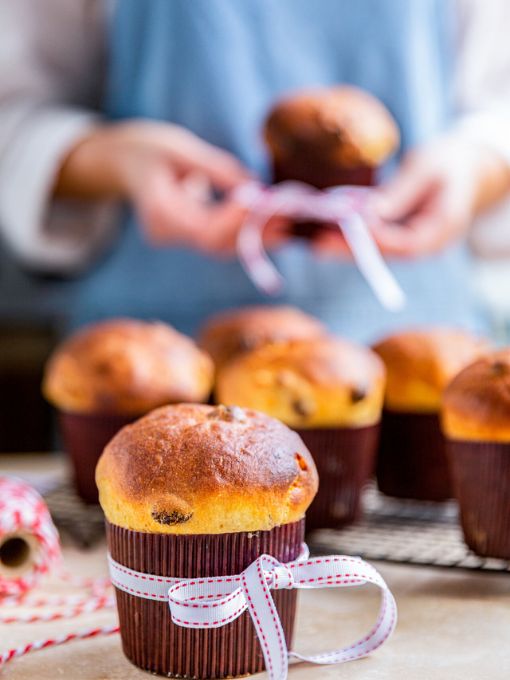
[[45, 484, 105, 547], [308, 484, 510, 573]]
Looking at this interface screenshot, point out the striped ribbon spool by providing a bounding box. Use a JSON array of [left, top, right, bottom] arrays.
[[0, 475, 60, 597], [0, 476, 118, 670]]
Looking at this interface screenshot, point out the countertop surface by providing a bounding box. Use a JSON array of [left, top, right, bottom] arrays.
[[1, 455, 510, 680]]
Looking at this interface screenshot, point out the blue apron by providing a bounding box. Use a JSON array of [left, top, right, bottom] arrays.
[[68, 0, 476, 341]]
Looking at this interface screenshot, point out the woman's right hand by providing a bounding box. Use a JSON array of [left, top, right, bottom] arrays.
[[54, 121, 254, 254]]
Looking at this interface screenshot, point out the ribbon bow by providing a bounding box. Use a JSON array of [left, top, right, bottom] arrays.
[[233, 180, 406, 312], [109, 547, 397, 680]]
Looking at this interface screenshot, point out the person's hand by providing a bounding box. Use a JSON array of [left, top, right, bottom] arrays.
[[311, 134, 510, 259], [55, 120, 256, 253], [372, 134, 510, 257]]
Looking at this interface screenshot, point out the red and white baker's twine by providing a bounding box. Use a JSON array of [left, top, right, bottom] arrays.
[[0, 476, 117, 670], [0, 476, 60, 597], [0, 625, 119, 668], [234, 180, 406, 311], [109, 546, 397, 680]]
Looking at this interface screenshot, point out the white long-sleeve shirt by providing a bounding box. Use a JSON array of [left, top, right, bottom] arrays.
[[1, 0, 510, 272]]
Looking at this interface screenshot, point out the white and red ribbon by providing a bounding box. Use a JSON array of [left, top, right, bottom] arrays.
[[0, 625, 119, 668], [234, 181, 406, 311], [109, 545, 397, 680]]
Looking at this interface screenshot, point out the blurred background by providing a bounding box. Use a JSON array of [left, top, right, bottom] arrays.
[[1, 0, 510, 453]]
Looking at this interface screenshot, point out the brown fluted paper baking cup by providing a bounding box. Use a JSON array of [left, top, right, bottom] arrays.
[[297, 425, 379, 531], [58, 411, 139, 504], [107, 519, 304, 678], [272, 158, 375, 190], [376, 410, 452, 501], [446, 440, 510, 559]]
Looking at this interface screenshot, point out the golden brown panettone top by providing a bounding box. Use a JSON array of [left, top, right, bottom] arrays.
[[441, 350, 510, 442], [199, 305, 326, 370], [96, 403, 318, 533], [215, 337, 385, 428], [373, 328, 489, 413], [264, 86, 399, 169], [43, 319, 213, 415]]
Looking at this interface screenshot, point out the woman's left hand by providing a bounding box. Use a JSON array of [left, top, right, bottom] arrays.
[[371, 134, 510, 257]]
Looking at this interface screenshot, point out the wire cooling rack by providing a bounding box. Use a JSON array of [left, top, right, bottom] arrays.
[[44, 481, 510, 573], [308, 484, 510, 573], [44, 484, 105, 547]]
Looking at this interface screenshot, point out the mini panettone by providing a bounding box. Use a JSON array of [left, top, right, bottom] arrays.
[[98, 404, 395, 679], [373, 328, 489, 413], [98, 403, 318, 676], [442, 350, 510, 442], [264, 85, 399, 187], [198, 305, 326, 370], [441, 350, 510, 559], [373, 327, 489, 502], [97, 403, 318, 534], [216, 337, 385, 529], [43, 318, 214, 415], [43, 318, 214, 503], [215, 337, 385, 429]]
